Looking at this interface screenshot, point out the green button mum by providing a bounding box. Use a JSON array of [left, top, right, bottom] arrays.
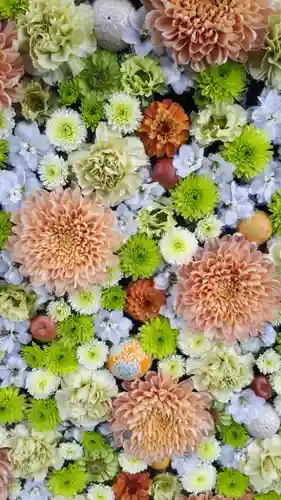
[[171, 174, 219, 221], [138, 316, 178, 360]]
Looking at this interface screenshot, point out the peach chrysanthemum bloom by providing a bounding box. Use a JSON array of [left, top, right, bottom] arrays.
[[144, 0, 272, 71], [110, 371, 214, 464], [0, 21, 24, 108], [8, 185, 122, 296], [176, 233, 281, 345], [125, 278, 166, 321], [139, 99, 189, 158]]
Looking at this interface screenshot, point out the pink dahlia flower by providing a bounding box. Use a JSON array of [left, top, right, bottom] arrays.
[[0, 21, 24, 108]]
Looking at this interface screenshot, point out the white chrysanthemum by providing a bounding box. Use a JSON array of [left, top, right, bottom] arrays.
[[196, 437, 221, 463], [158, 354, 185, 379], [47, 299, 71, 322], [181, 464, 216, 494], [0, 106, 15, 139], [46, 109, 86, 152], [103, 265, 123, 287], [68, 287, 101, 315], [270, 371, 281, 394], [38, 153, 69, 190], [195, 214, 222, 242], [77, 340, 108, 370], [272, 309, 281, 327], [118, 452, 148, 473], [58, 442, 83, 461], [87, 484, 114, 500], [274, 395, 281, 416], [256, 349, 281, 374], [105, 92, 142, 134], [160, 228, 198, 265], [177, 330, 213, 358], [25, 369, 60, 399]]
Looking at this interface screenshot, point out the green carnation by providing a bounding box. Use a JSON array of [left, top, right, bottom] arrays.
[[26, 398, 60, 432], [0, 211, 12, 249], [216, 468, 249, 499], [0, 386, 25, 425], [48, 462, 87, 498], [119, 233, 162, 280], [80, 91, 104, 131], [152, 473, 181, 500], [138, 199, 175, 238], [82, 445, 119, 483], [138, 316, 178, 360], [18, 80, 50, 121], [44, 340, 77, 375], [171, 174, 218, 221], [22, 343, 45, 369], [0, 0, 28, 19], [194, 61, 246, 106], [270, 190, 281, 235], [101, 286, 125, 311], [0, 140, 8, 169], [220, 421, 248, 448], [56, 314, 94, 347], [59, 78, 80, 107], [79, 51, 121, 98], [221, 124, 273, 181], [0, 284, 37, 321], [121, 55, 166, 97], [255, 492, 281, 500], [81, 431, 108, 459]]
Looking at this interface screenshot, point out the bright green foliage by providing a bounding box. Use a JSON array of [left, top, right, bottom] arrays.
[[56, 314, 94, 347], [119, 233, 162, 280], [138, 316, 178, 360], [26, 398, 61, 431], [0, 386, 26, 424], [101, 286, 125, 311], [0, 211, 11, 249], [171, 174, 219, 221]]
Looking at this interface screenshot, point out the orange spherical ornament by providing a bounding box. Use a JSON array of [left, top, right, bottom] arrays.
[[107, 338, 152, 380], [151, 457, 170, 470], [31, 315, 56, 342], [238, 211, 272, 245], [152, 158, 178, 190]]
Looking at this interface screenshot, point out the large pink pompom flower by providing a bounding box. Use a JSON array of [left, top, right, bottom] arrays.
[[0, 21, 24, 108]]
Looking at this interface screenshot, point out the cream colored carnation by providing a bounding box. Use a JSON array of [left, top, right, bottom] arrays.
[[185, 345, 254, 402], [244, 434, 281, 493]]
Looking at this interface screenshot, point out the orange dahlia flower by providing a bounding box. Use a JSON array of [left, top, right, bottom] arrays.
[[144, 0, 272, 71], [113, 472, 152, 500], [110, 371, 214, 464], [8, 185, 121, 296], [139, 99, 189, 158], [125, 278, 166, 321], [0, 21, 24, 108], [176, 234, 281, 345]]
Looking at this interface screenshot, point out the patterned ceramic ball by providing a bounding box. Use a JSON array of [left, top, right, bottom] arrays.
[[245, 403, 280, 438], [93, 0, 134, 52], [107, 338, 152, 380]]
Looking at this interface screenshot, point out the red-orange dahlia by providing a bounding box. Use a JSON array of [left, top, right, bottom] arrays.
[[110, 371, 214, 464], [0, 21, 24, 108], [176, 233, 281, 345], [139, 99, 189, 157], [125, 279, 166, 321], [144, 0, 272, 71], [113, 472, 152, 500]]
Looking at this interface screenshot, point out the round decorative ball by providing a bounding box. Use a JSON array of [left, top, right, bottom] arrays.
[[251, 375, 272, 400], [107, 338, 152, 380], [152, 158, 179, 190], [238, 211, 272, 245], [245, 403, 280, 438], [93, 0, 134, 52], [31, 315, 56, 342]]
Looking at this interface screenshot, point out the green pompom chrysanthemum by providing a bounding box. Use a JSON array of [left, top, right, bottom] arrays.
[[119, 234, 162, 280], [194, 61, 246, 106], [81, 431, 108, 459], [216, 468, 249, 499], [56, 314, 94, 347], [171, 174, 219, 221], [138, 316, 178, 360], [0, 211, 12, 249], [83, 446, 119, 483], [254, 492, 281, 500], [0, 0, 28, 19], [81, 91, 104, 131], [48, 462, 87, 497], [22, 343, 45, 369], [101, 286, 125, 311], [270, 190, 281, 235], [26, 398, 60, 432], [219, 421, 248, 448], [79, 51, 121, 99], [221, 124, 272, 181], [59, 78, 80, 107], [0, 386, 25, 424], [44, 340, 77, 375]]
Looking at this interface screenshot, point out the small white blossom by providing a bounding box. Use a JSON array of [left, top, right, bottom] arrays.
[[58, 442, 83, 461], [181, 464, 216, 494], [256, 348, 281, 374], [25, 369, 60, 399], [77, 340, 108, 370], [118, 452, 148, 473]]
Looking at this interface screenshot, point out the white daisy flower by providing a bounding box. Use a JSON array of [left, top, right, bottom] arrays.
[[256, 348, 281, 374], [118, 452, 148, 473], [47, 299, 71, 322], [77, 340, 108, 370], [105, 92, 142, 134], [160, 227, 198, 265], [181, 463, 216, 494], [158, 355, 185, 379], [195, 214, 222, 242], [46, 108, 86, 152], [25, 369, 60, 399], [0, 106, 15, 139], [68, 287, 101, 315], [177, 330, 213, 357], [58, 442, 83, 461], [87, 484, 114, 500], [196, 437, 221, 463], [38, 153, 69, 189]]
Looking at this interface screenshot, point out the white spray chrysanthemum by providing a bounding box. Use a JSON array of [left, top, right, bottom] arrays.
[[118, 452, 148, 473], [196, 437, 221, 463], [195, 214, 222, 242], [160, 228, 198, 265], [38, 153, 69, 190], [58, 442, 83, 461], [68, 287, 101, 315], [158, 355, 185, 379], [87, 484, 114, 500], [0, 107, 15, 139], [105, 92, 142, 134], [46, 108, 86, 152], [177, 330, 213, 358], [103, 265, 123, 287], [270, 371, 281, 394], [181, 464, 216, 494], [47, 299, 71, 322], [256, 348, 281, 374], [25, 369, 60, 399], [274, 395, 281, 416], [77, 340, 108, 370]]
